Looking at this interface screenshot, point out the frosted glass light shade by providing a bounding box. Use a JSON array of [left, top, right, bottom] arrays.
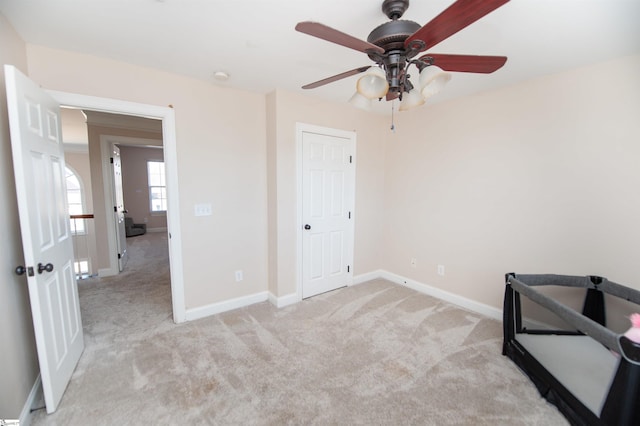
[[399, 89, 425, 111], [419, 65, 451, 98], [356, 67, 389, 99], [349, 92, 372, 111]]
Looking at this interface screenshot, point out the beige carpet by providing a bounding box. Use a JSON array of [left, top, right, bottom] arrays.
[[31, 233, 567, 425]]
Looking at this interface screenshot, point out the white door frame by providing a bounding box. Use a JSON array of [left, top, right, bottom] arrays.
[[296, 122, 356, 300], [49, 90, 186, 323]]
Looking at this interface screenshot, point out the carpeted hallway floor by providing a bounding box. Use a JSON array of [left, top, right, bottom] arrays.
[[31, 232, 567, 425]]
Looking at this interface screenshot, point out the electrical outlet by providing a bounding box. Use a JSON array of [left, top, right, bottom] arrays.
[[437, 265, 445, 276], [410, 258, 417, 268], [235, 270, 243, 282]]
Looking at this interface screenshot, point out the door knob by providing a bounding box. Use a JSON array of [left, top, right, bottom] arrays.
[[304, 224, 311, 230], [37, 263, 54, 274], [15, 265, 34, 276]]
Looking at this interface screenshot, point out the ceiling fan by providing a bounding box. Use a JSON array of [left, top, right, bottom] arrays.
[[296, 0, 510, 110]]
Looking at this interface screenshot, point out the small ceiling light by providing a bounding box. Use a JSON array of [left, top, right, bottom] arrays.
[[356, 67, 389, 99], [419, 66, 451, 99], [349, 92, 372, 111], [213, 71, 230, 81]]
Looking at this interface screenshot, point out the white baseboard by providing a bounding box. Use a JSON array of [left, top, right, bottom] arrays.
[[353, 269, 502, 321], [382, 270, 503, 321], [352, 270, 385, 286], [184, 271, 502, 322], [268, 292, 299, 308], [146, 227, 167, 233], [97, 267, 117, 277], [185, 291, 269, 321], [19, 374, 42, 426]]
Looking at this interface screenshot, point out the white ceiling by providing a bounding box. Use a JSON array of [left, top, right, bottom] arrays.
[[1, 0, 639, 113]]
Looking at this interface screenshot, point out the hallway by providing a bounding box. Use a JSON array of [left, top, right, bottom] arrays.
[[78, 232, 172, 343]]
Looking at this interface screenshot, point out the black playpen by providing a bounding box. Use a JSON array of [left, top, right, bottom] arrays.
[[503, 273, 640, 425]]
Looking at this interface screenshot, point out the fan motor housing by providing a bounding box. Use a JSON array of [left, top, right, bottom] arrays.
[[367, 19, 421, 53]]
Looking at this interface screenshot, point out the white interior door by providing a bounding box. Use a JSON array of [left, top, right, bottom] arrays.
[[111, 144, 128, 271], [5, 65, 84, 413], [301, 127, 355, 298]]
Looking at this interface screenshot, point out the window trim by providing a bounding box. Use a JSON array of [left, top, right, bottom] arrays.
[[147, 160, 167, 213]]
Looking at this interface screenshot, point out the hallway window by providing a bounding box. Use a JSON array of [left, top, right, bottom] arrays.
[[148, 161, 167, 212], [66, 166, 85, 234]]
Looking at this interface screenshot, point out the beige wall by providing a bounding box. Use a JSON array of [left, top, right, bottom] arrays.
[[267, 89, 387, 297], [0, 14, 40, 419], [266, 93, 278, 296], [381, 55, 640, 321], [26, 45, 269, 309], [119, 145, 167, 230], [26, 44, 638, 314]]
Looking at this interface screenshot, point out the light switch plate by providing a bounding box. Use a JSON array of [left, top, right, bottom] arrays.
[[194, 203, 212, 216]]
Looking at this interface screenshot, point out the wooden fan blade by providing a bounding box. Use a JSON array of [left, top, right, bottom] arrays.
[[296, 21, 385, 54], [405, 0, 510, 52], [302, 66, 371, 89], [420, 53, 507, 73]]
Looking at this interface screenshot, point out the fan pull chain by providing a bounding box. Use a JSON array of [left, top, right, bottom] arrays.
[[390, 99, 396, 132]]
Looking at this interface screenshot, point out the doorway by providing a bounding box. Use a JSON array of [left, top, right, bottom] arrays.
[[61, 110, 166, 279], [51, 90, 186, 323], [97, 133, 164, 277]]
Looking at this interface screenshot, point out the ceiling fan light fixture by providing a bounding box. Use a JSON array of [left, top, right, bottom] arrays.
[[349, 92, 373, 111], [419, 66, 451, 98], [399, 89, 425, 111], [356, 67, 389, 99], [296, 0, 510, 110]]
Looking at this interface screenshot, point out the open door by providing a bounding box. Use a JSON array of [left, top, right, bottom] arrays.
[[5, 65, 84, 413], [111, 144, 128, 271]]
